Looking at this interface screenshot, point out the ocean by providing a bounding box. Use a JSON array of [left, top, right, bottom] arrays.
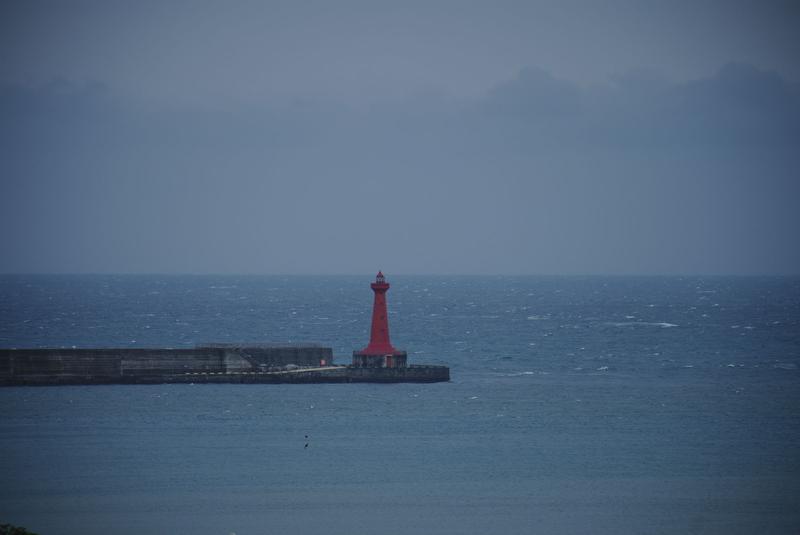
[[1, 275, 799, 534]]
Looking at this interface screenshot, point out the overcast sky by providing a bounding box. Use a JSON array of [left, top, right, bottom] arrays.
[[1, 0, 799, 275]]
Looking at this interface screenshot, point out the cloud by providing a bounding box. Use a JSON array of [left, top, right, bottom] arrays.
[[479, 66, 582, 119], [463, 62, 800, 151], [3, 62, 797, 157], [667, 62, 800, 145]]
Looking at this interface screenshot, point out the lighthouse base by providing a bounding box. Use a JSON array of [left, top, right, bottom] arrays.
[[352, 351, 408, 368]]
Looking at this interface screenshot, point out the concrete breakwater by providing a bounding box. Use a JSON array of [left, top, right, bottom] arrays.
[[0, 345, 449, 386]]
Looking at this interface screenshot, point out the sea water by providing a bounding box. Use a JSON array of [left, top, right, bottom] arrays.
[[0, 275, 798, 534]]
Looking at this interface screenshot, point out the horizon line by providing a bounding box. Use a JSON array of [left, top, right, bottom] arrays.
[[1, 271, 798, 278]]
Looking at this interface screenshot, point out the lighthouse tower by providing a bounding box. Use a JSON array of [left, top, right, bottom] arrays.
[[353, 271, 408, 368]]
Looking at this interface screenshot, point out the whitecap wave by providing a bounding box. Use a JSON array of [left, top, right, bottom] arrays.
[[607, 321, 678, 328]]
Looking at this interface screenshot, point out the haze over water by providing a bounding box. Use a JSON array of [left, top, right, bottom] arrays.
[[1, 274, 798, 534], [2, 2, 800, 276]]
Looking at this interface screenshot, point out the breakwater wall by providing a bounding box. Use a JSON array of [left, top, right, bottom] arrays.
[[0, 345, 332, 386], [0, 346, 449, 386], [253, 365, 450, 384]]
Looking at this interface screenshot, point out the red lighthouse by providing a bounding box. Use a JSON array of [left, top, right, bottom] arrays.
[[353, 271, 408, 368]]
